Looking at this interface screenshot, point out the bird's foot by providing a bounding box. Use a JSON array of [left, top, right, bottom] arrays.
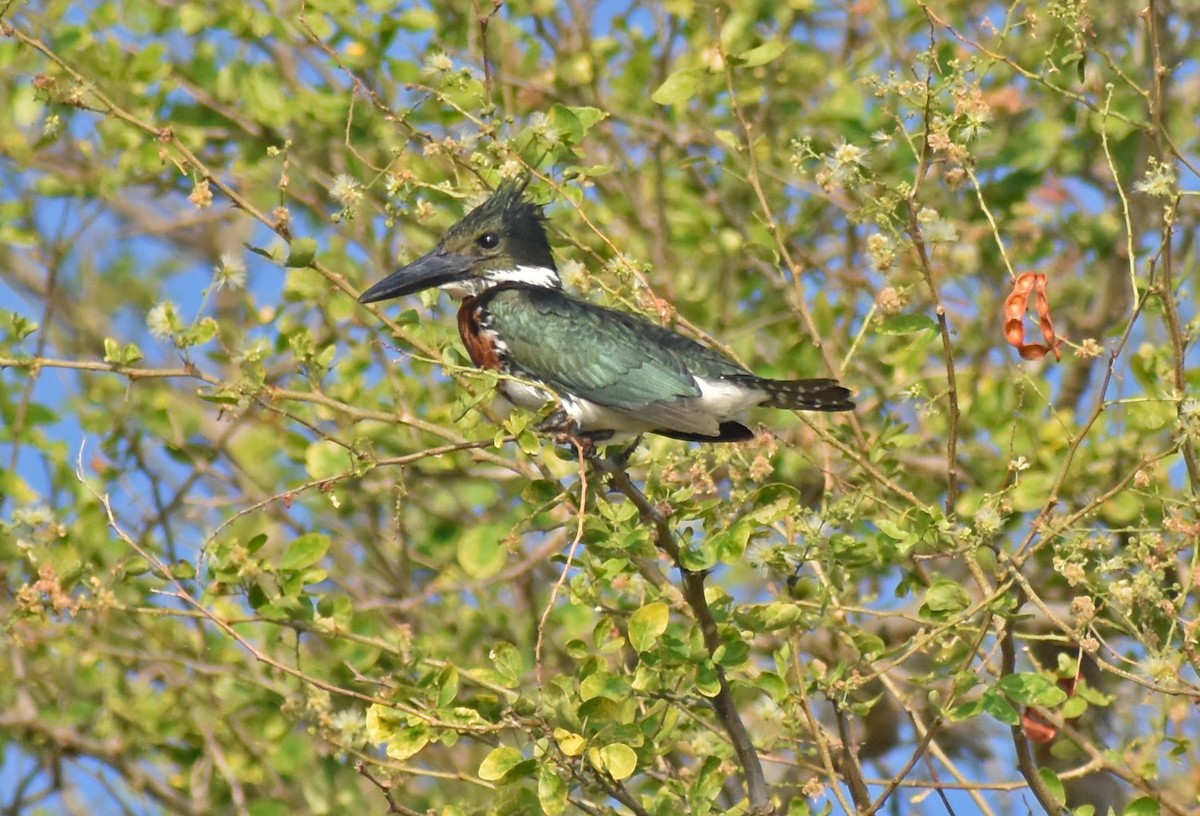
[[538, 410, 600, 460], [560, 435, 599, 460], [536, 408, 575, 437]]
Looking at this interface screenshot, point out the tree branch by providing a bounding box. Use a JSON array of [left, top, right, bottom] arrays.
[[590, 455, 772, 815], [999, 602, 1068, 815]]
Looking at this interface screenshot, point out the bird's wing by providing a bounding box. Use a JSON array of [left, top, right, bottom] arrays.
[[485, 287, 745, 433]]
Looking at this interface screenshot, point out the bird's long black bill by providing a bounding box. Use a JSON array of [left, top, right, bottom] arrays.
[[358, 248, 472, 303]]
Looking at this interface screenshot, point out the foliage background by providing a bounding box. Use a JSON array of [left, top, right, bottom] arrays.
[[1, 0, 1198, 814]]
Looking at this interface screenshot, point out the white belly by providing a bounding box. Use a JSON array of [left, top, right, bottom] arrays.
[[497, 375, 766, 439]]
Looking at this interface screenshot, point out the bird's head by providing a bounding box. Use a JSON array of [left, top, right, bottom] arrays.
[[359, 177, 561, 304]]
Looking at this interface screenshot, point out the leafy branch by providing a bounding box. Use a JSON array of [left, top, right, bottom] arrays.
[[591, 454, 775, 813]]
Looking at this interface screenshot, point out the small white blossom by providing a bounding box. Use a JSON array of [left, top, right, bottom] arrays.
[[329, 174, 363, 207], [867, 233, 895, 271], [1133, 158, 1176, 198], [916, 207, 958, 243], [824, 140, 869, 186], [528, 111, 562, 145], [330, 709, 366, 748], [974, 506, 1002, 536], [12, 505, 53, 527], [832, 141, 868, 167], [146, 301, 179, 340], [422, 51, 453, 74], [214, 252, 247, 290], [560, 258, 588, 290], [745, 539, 775, 571], [1109, 580, 1134, 609]]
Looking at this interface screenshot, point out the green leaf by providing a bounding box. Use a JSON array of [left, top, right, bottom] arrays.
[[580, 670, 629, 701], [548, 104, 608, 145], [998, 673, 1069, 706], [563, 105, 606, 134], [197, 390, 241, 405], [1098, 490, 1140, 525], [183, 316, 218, 347], [1126, 400, 1175, 431], [713, 522, 753, 563], [1123, 796, 1161, 816], [124, 557, 152, 576], [756, 602, 804, 631], [947, 698, 983, 721], [981, 688, 1020, 725], [1075, 682, 1113, 706], [386, 724, 430, 760], [280, 533, 330, 571], [628, 602, 669, 652], [305, 440, 349, 480], [713, 129, 741, 153], [876, 518, 916, 546], [246, 242, 276, 261], [397, 7, 437, 29], [680, 535, 718, 571], [1061, 695, 1087, 719], [436, 665, 459, 708], [921, 579, 970, 617], [457, 526, 507, 579], [284, 237, 318, 268], [598, 743, 637, 780], [489, 642, 523, 688], [553, 728, 585, 757], [714, 638, 749, 667], [363, 707, 396, 743], [652, 67, 706, 105], [695, 660, 720, 697], [1011, 471, 1054, 513], [737, 40, 785, 67], [852, 630, 886, 659], [876, 314, 939, 336], [1037, 767, 1066, 808], [103, 337, 121, 363], [537, 766, 568, 815], [366, 706, 430, 760], [10, 313, 39, 340], [755, 672, 788, 703], [247, 584, 270, 610], [478, 746, 523, 781]]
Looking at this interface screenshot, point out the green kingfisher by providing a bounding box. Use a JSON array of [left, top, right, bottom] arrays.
[[359, 179, 853, 444]]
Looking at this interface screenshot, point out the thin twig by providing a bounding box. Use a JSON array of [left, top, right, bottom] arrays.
[[1099, 85, 1141, 312], [536, 440, 589, 685], [907, 20, 961, 516]]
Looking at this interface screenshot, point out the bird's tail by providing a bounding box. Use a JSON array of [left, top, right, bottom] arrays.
[[728, 376, 855, 412]]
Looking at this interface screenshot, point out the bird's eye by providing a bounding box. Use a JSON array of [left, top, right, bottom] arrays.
[[477, 232, 500, 250]]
